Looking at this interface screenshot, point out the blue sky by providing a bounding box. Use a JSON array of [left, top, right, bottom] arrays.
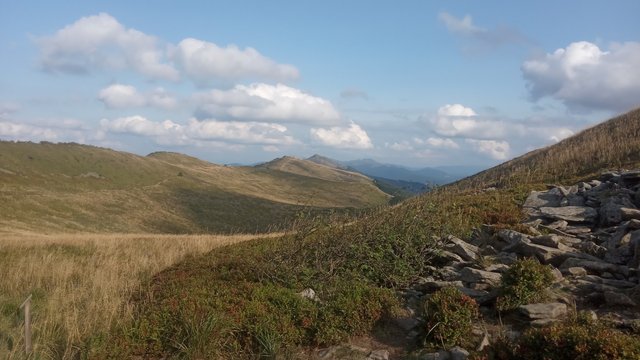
[[1, 1, 639, 167]]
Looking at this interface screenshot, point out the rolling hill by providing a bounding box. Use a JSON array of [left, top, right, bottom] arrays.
[[0, 141, 390, 233], [100, 107, 640, 359], [453, 107, 640, 190]]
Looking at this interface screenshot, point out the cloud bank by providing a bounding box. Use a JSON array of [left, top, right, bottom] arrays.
[[522, 41, 640, 111]]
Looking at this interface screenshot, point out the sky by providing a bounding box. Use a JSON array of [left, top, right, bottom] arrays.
[[1, 1, 639, 167]]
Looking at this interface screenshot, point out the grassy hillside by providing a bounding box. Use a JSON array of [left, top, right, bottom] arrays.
[[454, 107, 640, 189], [0, 142, 390, 233], [98, 108, 640, 359]]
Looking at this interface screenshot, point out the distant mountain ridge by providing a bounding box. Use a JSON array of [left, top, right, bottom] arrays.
[[0, 142, 390, 233], [306, 154, 479, 189]]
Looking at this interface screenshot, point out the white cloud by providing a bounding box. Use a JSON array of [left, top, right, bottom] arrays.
[[438, 104, 477, 117], [195, 83, 341, 125], [100, 115, 296, 146], [98, 84, 146, 108], [98, 84, 177, 109], [439, 12, 485, 36], [548, 128, 574, 143], [0, 121, 60, 140], [171, 38, 299, 83], [432, 104, 508, 139], [310, 122, 373, 149], [466, 139, 510, 160], [522, 41, 640, 111], [36, 13, 179, 81], [438, 12, 529, 51], [422, 137, 459, 149]]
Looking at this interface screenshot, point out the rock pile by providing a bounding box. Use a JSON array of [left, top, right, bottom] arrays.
[[314, 170, 640, 359], [404, 170, 640, 359]]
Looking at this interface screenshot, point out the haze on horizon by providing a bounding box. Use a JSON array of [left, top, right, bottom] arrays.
[[1, 0, 639, 168]]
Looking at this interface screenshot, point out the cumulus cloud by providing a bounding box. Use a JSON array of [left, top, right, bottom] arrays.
[[438, 12, 529, 51], [466, 139, 510, 160], [98, 84, 146, 108], [195, 83, 341, 125], [522, 41, 640, 111], [100, 115, 296, 146], [98, 84, 177, 109], [36, 13, 179, 80], [310, 122, 373, 149], [36, 13, 299, 84], [432, 104, 508, 139], [170, 38, 299, 84], [0, 121, 60, 140]]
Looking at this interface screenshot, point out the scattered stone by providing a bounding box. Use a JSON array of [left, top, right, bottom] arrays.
[[298, 288, 320, 302], [539, 206, 598, 223], [531, 234, 561, 248], [459, 267, 502, 286], [561, 266, 587, 277], [367, 349, 389, 360], [449, 346, 469, 360], [445, 236, 480, 262], [621, 207, 640, 221], [418, 350, 451, 360], [519, 303, 567, 320]]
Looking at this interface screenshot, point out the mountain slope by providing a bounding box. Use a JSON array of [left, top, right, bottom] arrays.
[[454, 107, 640, 190], [0, 142, 390, 233]]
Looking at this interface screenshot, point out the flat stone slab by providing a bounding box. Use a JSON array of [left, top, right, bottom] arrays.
[[539, 206, 598, 223], [459, 267, 502, 286], [519, 302, 567, 319]]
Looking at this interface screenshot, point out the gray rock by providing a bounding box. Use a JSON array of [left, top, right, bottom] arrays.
[[547, 220, 569, 230], [604, 291, 637, 307], [524, 190, 562, 209], [299, 288, 320, 302], [436, 250, 464, 264], [449, 346, 469, 360], [531, 234, 561, 248], [560, 258, 630, 276], [582, 275, 637, 288], [519, 302, 567, 319], [621, 207, 640, 221], [415, 280, 464, 293], [484, 263, 510, 273], [445, 236, 480, 262], [600, 196, 637, 225], [561, 267, 587, 277], [530, 318, 561, 327], [459, 267, 502, 286], [368, 349, 389, 360], [539, 206, 598, 223], [503, 237, 587, 266], [498, 229, 531, 245]]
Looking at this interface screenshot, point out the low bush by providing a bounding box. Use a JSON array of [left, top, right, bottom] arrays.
[[422, 287, 479, 348], [473, 314, 640, 360], [495, 257, 554, 312]]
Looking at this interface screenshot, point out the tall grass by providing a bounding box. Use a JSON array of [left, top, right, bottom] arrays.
[[0, 232, 271, 359]]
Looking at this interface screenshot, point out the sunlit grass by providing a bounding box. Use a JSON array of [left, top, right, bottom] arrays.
[[0, 232, 275, 359]]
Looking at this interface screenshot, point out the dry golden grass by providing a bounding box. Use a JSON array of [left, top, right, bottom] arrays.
[[0, 232, 276, 359]]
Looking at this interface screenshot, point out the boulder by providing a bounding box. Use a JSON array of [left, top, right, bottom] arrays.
[[621, 207, 640, 221], [560, 258, 630, 276], [531, 234, 561, 248], [519, 302, 567, 319], [459, 268, 502, 286], [539, 206, 598, 223], [561, 267, 587, 277], [523, 190, 562, 209], [445, 236, 480, 262]]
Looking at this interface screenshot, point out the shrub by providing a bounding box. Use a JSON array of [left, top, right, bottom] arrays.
[[495, 258, 554, 312], [473, 314, 640, 360], [422, 287, 479, 348]]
